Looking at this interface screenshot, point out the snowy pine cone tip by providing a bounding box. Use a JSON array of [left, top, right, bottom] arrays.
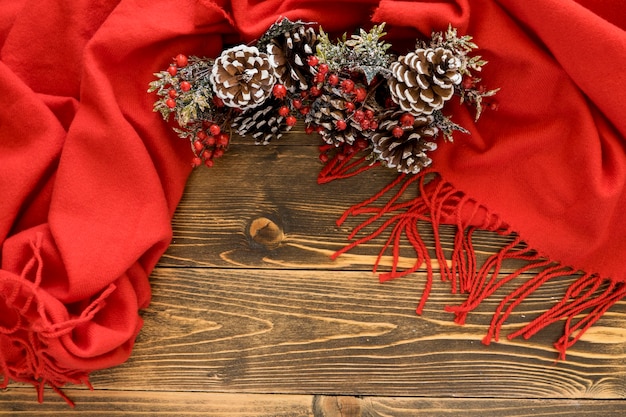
[[210, 45, 277, 110], [389, 47, 462, 115]]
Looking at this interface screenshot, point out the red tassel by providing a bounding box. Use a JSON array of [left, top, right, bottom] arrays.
[[317, 143, 379, 184], [332, 171, 626, 357]]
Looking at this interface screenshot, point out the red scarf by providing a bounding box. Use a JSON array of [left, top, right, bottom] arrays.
[[1, 0, 625, 406]]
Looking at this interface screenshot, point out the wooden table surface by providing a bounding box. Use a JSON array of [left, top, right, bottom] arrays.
[[3, 129, 626, 415]]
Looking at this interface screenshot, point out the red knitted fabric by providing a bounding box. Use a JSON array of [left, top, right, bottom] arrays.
[[1, 0, 625, 405]]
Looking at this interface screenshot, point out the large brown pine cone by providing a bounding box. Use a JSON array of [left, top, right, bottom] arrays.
[[388, 47, 462, 115], [266, 25, 317, 93], [209, 45, 276, 110], [371, 110, 439, 174]]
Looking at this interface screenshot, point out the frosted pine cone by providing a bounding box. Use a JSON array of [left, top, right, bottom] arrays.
[[210, 45, 276, 110], [266, 24, 317, 93], [307, 93, 363, 146], [388, 47, 462, 115], [371, 110, 439, 174], [233, 98, 291, 144]]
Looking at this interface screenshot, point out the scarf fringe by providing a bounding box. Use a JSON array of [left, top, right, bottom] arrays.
[[317, 143, 380, 184], [331, 170, 625, 358], [0, 233, 109, 407]]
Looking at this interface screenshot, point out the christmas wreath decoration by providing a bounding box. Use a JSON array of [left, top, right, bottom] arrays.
[[149, 19, 498, 174]]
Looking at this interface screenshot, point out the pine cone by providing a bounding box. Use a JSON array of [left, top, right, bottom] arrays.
[[233, 98, 291, 144], [388, 47, 462, 115], [210, 45, 276, 110], [266, 25, 317, 93], [307, 91, 363, 146], [371, 110, 439, 174]]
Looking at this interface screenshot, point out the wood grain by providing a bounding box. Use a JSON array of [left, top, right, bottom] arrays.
[[0, 389, 314, 416], [78, 267, 626, 399], [4, 390, 626, 416], [161, 141, 518, 270]]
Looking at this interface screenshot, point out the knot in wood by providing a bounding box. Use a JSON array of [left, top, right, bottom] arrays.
[[248, 217, 284, 250]]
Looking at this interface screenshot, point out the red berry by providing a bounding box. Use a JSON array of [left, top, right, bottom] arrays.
[[400, 113, 415, 127], [197, 130, 208, 140], [213, 149, 224, 158], [360, 119, 370, 130], [309, 86, 321, 97], [167, 65, 177, 76], [392, 126, 404, 138], [305, 125, 315, 134], [370, 120, 378, 130], [318, 63, 329, 74], [299, 106, 310, 115], [286, 115, 297, 126], [292, 99, 302, 109], [335, 119, 347, 131], [193, 140, 204, 152], [168, 89, 177, 98], [462, 76, 474, 90], [328, 73, 339, 86], [365, 109, 375, 120], [192, 157, 202, 167], [341, 79, 355, 93], [353, 110, 365, 122], [206, 135, 216, 146], [217, 133, 230, 147], [272, 84, 288, 99], [345, 102, 355, 112], [354, 87, 367, 102], [202, 149, 213, 160], [180, 81, 191, 91], [204, 159, 214, 167], [307, 55, 319, 66], [210, 124, 221, 136], [166, 98, 176, 108], [314, 72, 325, 83], [319, 153, 329, 163], [175, 54, 188, 68], [278, 106, 290, 117]]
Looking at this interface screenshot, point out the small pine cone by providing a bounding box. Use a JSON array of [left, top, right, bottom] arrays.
[[388, 47, 462, 115], [307, 93, 363, 146], [210, 45, 276, 110], [233, 98, 291, 144], [371, 110, 439, 174], [266, 25, 317, 93]]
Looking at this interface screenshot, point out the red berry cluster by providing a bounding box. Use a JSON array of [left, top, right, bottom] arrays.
[[159, 54, 232, 168], [191, 123, 229, 168], [164, 54, 191, 109]]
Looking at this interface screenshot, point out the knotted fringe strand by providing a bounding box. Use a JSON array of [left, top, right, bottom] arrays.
[[317, 144, 380, 184], [0, 233, 113, 407], [332, 170, 626, 357]]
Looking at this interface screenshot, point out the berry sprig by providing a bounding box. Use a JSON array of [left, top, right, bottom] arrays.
[[149, 54, 234, 167]]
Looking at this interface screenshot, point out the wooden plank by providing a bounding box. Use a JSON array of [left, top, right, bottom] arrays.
[[4, 390, 626, 416], [76, 268, 626, 399], [315, 395, 626, 417], [0, 389, 314, 416], [161, 142, 517, 269]]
